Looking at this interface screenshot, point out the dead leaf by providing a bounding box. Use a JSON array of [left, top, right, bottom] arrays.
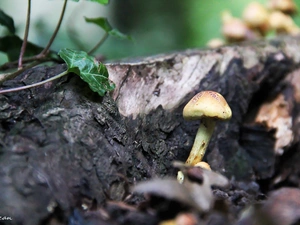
[[134, 163, 229, 212]]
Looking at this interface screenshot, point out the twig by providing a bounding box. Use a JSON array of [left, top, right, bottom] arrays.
[[0, 55, 53, 71], [0, 70, 69, 94], [0, 61, 40, 84], [38, 0, 68, 58], [88, 32, 109, 55], [18, 0, 31, 69], [0, 57, 56, 85], [1, 0, 67, 71]]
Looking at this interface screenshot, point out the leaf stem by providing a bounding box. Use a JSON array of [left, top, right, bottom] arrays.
[[38, 0, 68, 57], [0, 70, 69, 94], [18, 0, 31, 69], [88, 32, 109, 55]]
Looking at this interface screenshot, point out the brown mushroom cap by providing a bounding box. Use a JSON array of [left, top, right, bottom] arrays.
[[183, 91, 232, 121]]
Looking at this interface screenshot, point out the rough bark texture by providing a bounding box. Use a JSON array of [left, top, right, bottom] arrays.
[[1, 36, 300, 224]]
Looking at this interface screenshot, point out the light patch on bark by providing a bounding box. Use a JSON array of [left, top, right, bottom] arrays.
[[107, 53, 219, 118], [255, 93, 293, 155]]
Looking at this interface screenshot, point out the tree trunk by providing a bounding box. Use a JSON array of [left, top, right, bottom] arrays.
[[1, 36, 300, 224]]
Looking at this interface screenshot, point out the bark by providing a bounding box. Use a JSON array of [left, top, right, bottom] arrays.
[[1, 35, 300, 224]]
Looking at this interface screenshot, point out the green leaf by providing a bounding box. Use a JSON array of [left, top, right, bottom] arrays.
[[58, 48, 115, 96], [69, 0, 108, 4], [0, 35, 43, 61], [109, 29, 132, 40], [85, 17, 111, 32], [0, 9, 15, 33], [85, 17, 131, 40], [87, 0, 109, 4]]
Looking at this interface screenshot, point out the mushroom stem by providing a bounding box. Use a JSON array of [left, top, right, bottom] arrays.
[[177, 119, 216, 183], [185, 118, 216, 166]]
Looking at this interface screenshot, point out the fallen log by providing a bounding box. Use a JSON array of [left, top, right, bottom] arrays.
[[0, 35, 300, 224]]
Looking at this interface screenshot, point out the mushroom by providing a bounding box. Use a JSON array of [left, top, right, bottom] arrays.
[[177, 91, 232, 182], [267, 0, 297, 14], [221, 10, 260, 42], [242, 2, 270, 34], [268, 11, 300, 35], [206, 38, 225, 48], [195, 161, 211, 171]]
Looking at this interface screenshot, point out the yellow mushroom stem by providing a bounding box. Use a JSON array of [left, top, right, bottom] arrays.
[[185, 118, 216, 166], [177, 118, 216, 183]]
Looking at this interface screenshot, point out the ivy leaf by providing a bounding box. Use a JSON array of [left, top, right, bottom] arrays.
[[85, 17, 132, 40], [69, 0, 109, 4], [0, 9, 15, 33], [87, 0, 109, 4], [58, 48, 115, 96], [108, 29, 132, 40], [85, 17, 111, 32]]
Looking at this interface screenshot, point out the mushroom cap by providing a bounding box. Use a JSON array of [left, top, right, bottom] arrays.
[[267, 0, 297, 14], [242, 2, 269, 29], [183, 91, 232, 121], [269, 11, 296, 32], [222, 18, 249, 40]]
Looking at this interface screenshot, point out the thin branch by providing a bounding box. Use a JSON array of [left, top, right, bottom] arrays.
[[1, 0, 68, 71], [0, 59, 54, 84], [88, 32, 109, 55], [38, 0, 68, 57], [0, 70, 69, 94], [0, 61, 40, 84], [18, 0, 31, 69], [0, 55, 56, 71]]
